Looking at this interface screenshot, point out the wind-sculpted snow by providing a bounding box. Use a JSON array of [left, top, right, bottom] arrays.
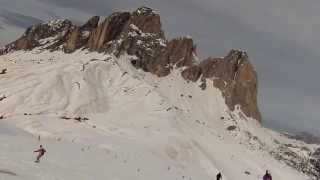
[[0, 49, 313, 180]]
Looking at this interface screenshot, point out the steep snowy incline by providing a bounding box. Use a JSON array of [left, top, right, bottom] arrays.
[[0, 49, 310, 180]]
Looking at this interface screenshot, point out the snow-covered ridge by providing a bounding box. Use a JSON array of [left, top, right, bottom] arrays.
[[0, 48, 316, 180]]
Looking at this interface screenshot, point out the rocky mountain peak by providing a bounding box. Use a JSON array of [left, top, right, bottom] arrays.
[[0, 6, 261, 122], [0, 19, 74, 53], [130, 6, 165, 38], [181, 49, 261, 122]]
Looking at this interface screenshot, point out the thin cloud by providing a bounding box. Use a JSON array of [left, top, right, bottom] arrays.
[[0, 9, 43, 28]]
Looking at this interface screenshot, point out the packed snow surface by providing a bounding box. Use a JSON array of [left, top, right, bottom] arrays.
[[0, 49, 310, 180]]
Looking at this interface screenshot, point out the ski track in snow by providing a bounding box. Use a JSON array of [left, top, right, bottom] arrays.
[[0, 49, 312, 180]]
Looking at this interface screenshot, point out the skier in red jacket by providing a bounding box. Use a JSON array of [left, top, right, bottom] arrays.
[[34, 145, 46, 163]]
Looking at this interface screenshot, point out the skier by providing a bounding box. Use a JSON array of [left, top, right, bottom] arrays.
[[263, 170, 272, 180], [216, 172, 222, 180], [33, 145, 46, 163]]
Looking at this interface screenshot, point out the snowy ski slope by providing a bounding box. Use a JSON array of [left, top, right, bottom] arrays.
[[0, 49, 311, 180]]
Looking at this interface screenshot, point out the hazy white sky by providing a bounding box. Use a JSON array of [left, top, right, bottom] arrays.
[[0, 0, 319, 133]]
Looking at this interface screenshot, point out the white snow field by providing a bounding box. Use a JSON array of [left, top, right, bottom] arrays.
[[0, 49, 310, 180]]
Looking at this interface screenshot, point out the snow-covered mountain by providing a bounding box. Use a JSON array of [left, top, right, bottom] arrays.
[[0, 6, 318, 180]]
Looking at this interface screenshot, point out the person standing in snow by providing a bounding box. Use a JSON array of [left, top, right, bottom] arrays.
[[216, 172, 222, 180], [33, 145, 46, 163], [263, 170, 272, 180]]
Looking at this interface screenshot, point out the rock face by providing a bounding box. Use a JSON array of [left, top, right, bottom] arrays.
[[64, 16, 100, 53], [1, 19, 74, 53], [181, 50, 261, 122], [0, 6, 261, 122], [181, 65, 202, 82], [166, 38, 195, 67], [211, 50, 260, 122], [129, 6, 165, 38], [87, 12, 130, 51]]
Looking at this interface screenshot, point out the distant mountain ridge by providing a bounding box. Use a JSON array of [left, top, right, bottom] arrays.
[[284, 131, 320, 144]]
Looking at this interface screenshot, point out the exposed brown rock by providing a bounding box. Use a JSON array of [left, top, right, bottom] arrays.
[[166, 37, 195, 67], [14, 36, 37, 50], [64, 28, 81, 53], [116, 28, 169, 76], [1, 19, 74, 53], [81, 16, 100, 31], [181, 66, 202, 82], [200, 57, 224, 78], [64, 16, 101, 53], [178, 49, 261, 122], [116, 16, 196, 77], [87, 12, 130, 51], [130, 6, 165, 38], [114, 8, 170, 77], [202, 50, 261, 122]]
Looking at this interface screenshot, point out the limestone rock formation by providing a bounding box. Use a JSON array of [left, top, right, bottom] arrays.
[[0, 6, 261, 122], [64, 16, 100, 53], [1, 19, 74, 53], [181, 50, 261, 122], [87, 12, 130, 51], [129, 6, 165, 38]]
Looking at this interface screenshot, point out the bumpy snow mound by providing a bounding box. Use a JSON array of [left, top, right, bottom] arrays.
[[0, 48, 312, 180]]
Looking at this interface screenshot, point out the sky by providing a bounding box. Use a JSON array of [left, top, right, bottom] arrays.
[[0, 0, 319, 134]]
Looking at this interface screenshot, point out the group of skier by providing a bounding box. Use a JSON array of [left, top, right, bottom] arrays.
[[216, 170, 272, 180], [33, 145, 272, 180]]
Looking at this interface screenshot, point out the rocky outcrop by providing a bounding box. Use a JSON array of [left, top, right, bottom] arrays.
[[166, 37, 195, 67], [64, 16, 100, 53], [87, 12, 130, 51], [181, 50, 261, 122], [115, 22, 169, 76], [216, 50, 260, 122], [115, 9, 196, 77], [81, 16, 100, 31], [129, 6, 165, 38], [181, 65, 202, 82], [0, 7, 261, 123], [1, 19, 74, 53], [64, 28, 81, 53]]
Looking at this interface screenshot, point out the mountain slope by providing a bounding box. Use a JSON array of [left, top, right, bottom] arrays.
[[0, 6, 315, 180], [0, 50, 309, 180]]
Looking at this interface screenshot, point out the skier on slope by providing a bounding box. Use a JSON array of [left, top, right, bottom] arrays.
[[216, 172, 222, 180], [263, 170, 272, 180], [33, 145, 46, 163]]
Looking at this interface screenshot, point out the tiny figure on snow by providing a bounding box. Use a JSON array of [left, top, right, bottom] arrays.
[[263, 170, 272, 180], [216, 172, 222, 180], [34, 145, 46, 163], [0, 68, 7, 74]]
